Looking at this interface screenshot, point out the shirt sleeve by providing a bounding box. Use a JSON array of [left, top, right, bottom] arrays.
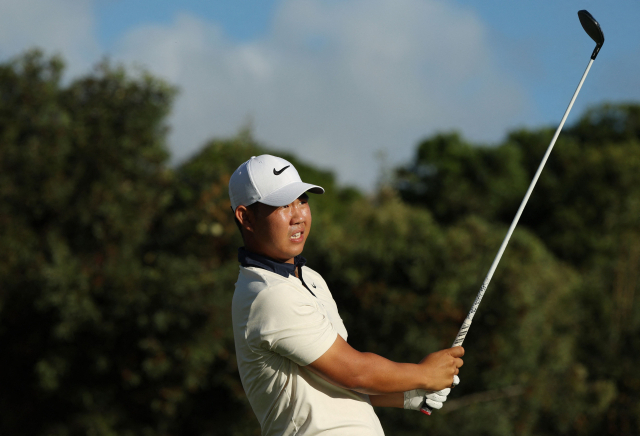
[[246, 283, 338, 366]]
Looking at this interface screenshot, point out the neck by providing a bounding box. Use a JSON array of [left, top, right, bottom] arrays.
[[243, 245, 295, 264]]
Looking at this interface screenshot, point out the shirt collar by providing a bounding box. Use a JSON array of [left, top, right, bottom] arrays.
[[238, 247, 307, 278]]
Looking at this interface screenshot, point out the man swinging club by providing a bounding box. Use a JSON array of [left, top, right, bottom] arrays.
[[230, 154, 464, 435]]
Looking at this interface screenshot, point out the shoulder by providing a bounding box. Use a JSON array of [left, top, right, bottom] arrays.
[[236, 266, 302, 295], [301, 265, 330, 288], [301, 265, 323, 277], [235, 267, 317, 316]]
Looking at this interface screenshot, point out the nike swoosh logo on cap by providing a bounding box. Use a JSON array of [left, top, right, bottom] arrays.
[[273, 165, 290, 175]]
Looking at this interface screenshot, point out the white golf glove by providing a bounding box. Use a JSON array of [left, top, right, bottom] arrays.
[[403, 376, 460, 411]]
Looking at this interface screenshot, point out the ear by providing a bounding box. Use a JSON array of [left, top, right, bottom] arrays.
[[235, 205, 254, 233]]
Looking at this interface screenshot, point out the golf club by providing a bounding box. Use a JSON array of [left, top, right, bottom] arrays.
[[421, 9, 604, 416]]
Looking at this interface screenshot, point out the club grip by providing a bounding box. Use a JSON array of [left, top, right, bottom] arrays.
[[420, 405, 433, 415]]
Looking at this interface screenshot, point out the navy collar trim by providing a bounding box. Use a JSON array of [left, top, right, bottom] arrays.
[[238, 247, 316, 297], [238, 247, 307, 279]]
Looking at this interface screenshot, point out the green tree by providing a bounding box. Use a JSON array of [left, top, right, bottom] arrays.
[[395, 105, 640, 434], [0, 51, 229, 436], [305, 189, 587, 435], [395, 132, 529, 224], [3, 48, 639, 436]]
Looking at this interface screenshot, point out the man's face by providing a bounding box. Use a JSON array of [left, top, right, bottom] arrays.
[[249, 194, 312, 264]]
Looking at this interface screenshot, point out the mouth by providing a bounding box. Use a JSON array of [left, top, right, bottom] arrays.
[[290, 231, 304, 242]]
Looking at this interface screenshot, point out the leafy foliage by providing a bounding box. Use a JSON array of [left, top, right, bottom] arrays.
[[396, 107, 640, 434], [1, 51, 640, 435], [0, 51, 234, 436]]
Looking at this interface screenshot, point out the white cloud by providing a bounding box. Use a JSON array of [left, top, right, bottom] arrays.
[[0, 0, 530, 190], [113, 0, 529, 189]]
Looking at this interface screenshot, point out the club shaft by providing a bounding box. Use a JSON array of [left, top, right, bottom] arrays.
[[451, 58, 594, 347], [421, 57, 594, 416]]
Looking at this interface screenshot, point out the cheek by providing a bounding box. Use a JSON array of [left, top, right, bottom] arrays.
[[303, 209, 312, 231], [271, 212, 293, 237]]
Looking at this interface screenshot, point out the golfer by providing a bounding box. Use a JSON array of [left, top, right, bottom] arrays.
[[230, 155, 464, 435]]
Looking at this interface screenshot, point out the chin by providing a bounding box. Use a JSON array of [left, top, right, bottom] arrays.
[[286, 243, 305, 258]]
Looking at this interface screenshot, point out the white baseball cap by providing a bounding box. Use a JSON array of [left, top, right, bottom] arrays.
[[229, 155, 324, 211]]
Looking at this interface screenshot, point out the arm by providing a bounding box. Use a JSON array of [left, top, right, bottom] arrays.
[[370, 385, 458, 410], [306, 334, 463, 395], [369, 393, 404, 408]]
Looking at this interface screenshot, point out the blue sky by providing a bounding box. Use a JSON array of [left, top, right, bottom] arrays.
[[3, 0, 640, 189], [97, 1, 279, 45]]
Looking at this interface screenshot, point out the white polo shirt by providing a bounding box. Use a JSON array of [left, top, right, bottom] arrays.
[[232, 249, 385, 436]]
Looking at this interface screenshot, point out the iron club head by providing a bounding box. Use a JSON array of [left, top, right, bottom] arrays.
[[578, 10, 604, 59]]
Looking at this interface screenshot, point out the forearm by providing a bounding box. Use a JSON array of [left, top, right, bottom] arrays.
[[369, 392, 404, 408], [307, 335, 462, 395], [348, 352, 426, 394]]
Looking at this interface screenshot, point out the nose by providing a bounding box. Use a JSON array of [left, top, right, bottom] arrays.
[[289, 201, 306, 224]]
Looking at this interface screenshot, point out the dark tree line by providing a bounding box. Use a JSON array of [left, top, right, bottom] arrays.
[[1, 51, 638, 435]]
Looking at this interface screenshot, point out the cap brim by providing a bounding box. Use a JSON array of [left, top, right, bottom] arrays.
[[259, 182, 324, 207]]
